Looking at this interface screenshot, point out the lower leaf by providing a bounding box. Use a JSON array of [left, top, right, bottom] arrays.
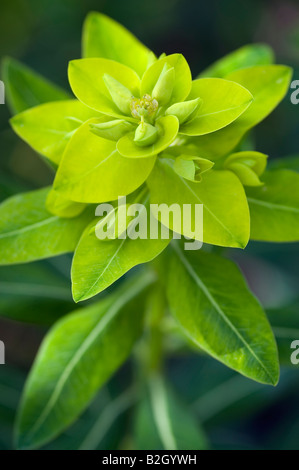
[[15, 272, 154, 449], [0, 187, 93, 265], [134, 374, 207, 450], [165, 244, 279, 385], [247, 169, 299, 242]]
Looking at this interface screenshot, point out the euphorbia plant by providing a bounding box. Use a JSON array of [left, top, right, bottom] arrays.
[[1, 12, 298, 450]]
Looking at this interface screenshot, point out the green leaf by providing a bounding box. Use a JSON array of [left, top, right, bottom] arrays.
[[199, 44, 274, 78], [72, 198, 170, 301], [166, 246, 279, 385], [82, 12, 154, 77], [2, 57, 70, 114], [0, 187, 93, 265], [180, 78, 253, 136], [46, 189, 86, 218], [147, 158, 250, 248], [191, 367, 269, 423], [10, 100, 99, 165], [247, 169, 299, 242], [68, 58, 140, 119], [54, 120, 156, 203], [191, 65, 292, 159], [135, 375, 207, 450], [16, 273, 153, 449], [268, 155, 299, 172], [141, 54, 192, 106], [117, 116, 179, 159]]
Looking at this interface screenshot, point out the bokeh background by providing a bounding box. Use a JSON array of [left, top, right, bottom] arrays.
[[0, 0, 298, 450]]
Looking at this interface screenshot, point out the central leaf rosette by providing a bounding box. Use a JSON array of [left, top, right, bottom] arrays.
[[67, 53, 253, 159], [10, 50, 256, 207]]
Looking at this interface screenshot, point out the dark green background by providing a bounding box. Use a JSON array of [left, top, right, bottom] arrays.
[[0, 0, 298, 450]]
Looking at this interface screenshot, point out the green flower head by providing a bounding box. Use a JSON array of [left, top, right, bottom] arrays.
[[8, 11, 292, 249]]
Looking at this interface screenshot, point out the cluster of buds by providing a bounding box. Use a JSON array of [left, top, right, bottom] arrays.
[[89, 60, 202, 148]]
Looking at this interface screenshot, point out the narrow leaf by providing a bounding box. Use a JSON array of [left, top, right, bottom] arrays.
[[199, 44, 274, 78], [2, 57, 69, 114], [247, 170, 299, 242], [135, 375, 207, 450], [166, 245, 279, 385], [16, 273, 154, 449]]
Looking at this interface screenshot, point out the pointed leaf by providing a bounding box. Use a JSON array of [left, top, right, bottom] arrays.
[[2, 57, 69, 114], [191, 66, 292, 159], [135, 375, 207, 450], [199, 44, 274, 78], [16, 273, 153, 449], [82, 12, 154, 77], [166, 246, 279, 385]]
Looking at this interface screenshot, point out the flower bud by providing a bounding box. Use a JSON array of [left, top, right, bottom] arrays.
[[166, 97, 202, 124], [152, 63, 175, 105], [103, 74, 132, 115], [174, 155, 214, 182], [134, 122, 158, 147], [224, 151, 268, 186], [226, 162, 263, 186], [90, 119, 133, 141]]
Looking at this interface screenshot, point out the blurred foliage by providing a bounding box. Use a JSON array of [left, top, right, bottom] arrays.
[[0, 0, 298, 450]]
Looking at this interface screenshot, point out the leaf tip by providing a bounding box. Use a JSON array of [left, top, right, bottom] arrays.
[[71, 283, 87, 303]]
